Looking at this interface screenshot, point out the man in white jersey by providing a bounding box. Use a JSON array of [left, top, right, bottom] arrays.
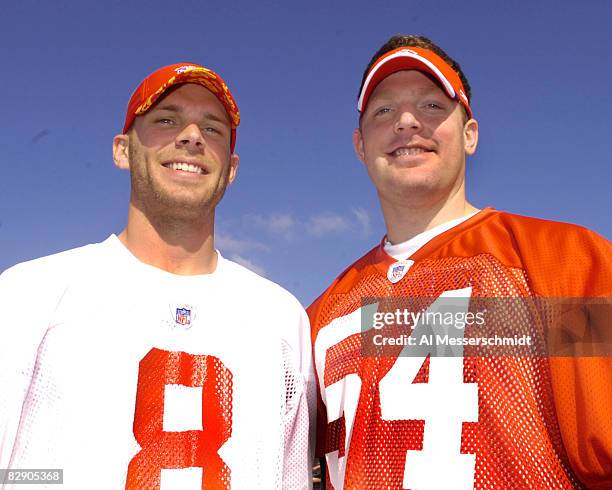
[[0, 63, 314, 489], [309, 35, 611, 489]]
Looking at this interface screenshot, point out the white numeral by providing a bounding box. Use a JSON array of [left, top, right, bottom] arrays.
[[380, 288, 477, 489], [316, 289, 478, 490]]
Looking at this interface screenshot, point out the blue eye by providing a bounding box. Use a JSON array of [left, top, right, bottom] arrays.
[[156, 118, 175, 125], [425, 102, 443, 110], [202, 126, 222, 135], [375, 107, 392, 116], [422, 100, 450, 112]]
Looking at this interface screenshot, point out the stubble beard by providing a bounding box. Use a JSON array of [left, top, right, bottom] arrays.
[[378, 162, 467, 212], [128, 146, 230, 229]]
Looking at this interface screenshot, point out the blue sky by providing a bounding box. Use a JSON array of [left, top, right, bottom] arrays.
[[1, 0, 610, 305]]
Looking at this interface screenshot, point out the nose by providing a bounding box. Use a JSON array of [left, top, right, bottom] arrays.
[[394, 110, 421, 134], [175, 123, 205, 152]]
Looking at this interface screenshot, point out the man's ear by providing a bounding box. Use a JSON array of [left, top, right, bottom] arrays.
[[113, 134, 130, 170], [227, 153, 240, 185], [464, 118, 479, 156], [352, 128, 366, 163]]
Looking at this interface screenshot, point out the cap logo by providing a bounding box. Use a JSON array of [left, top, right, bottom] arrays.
[[174, 65, 200, 74]]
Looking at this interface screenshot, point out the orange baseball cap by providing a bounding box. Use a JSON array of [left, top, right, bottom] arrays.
[[123, 63, 240, 152], [358, 46, 472, 119]]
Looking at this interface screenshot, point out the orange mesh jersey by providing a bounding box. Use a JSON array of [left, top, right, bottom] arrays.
[[308, 208, 611, 490]]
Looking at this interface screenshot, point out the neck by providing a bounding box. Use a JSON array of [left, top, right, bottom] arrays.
[[381, 186, 479, 245], [118, 202, 218, 275]]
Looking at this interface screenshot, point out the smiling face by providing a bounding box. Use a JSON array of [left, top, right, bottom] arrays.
[[113, 83, 239, 223], [354, 70, 478, 210]]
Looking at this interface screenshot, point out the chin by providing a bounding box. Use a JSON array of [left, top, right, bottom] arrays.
[[152, 189, 210, 210], [160, 201, 214, 222], [390, 173, 440, 191]]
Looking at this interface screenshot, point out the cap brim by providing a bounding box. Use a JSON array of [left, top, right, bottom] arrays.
[[358, 50, 456, 112], [357, 47, 472, 119]]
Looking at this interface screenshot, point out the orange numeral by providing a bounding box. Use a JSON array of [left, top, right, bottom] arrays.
[[126, 348, 233, 489]]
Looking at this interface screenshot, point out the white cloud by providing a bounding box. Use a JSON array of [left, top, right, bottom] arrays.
[[248, 213, 295, 239], [215, 232, 268, 255], [268, 214, 295, 234], [230, 254, 266, 277], [215, 230, 267, 277], [352, 207, 372, 236], [306, 213, 351, 237], [224, 208, 372, 245]]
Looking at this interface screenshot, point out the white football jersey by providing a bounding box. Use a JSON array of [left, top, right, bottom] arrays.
[[0, 236, 314, 489]]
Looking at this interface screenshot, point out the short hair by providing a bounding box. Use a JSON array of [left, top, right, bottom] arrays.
[[358, 34, 472, 106]]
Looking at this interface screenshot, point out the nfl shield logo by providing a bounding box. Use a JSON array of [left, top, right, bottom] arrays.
[[387, 259, 414, 284], [392, 265, 405, 280], [175, 307, 191, 326]]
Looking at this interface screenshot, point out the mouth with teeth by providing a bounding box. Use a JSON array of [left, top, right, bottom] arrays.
[[162, 162, 207, 175], [389, 147, 432, 158]]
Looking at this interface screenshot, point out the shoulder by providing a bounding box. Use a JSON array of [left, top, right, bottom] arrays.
[[219, 255, 306, 315], [307, 244, 380, 324], [0, 241, 107, 361], [219, 256, 313, 374], [1, 241, 104, 291], [0, 241, 109, 327], [470, 210, 611, 296], [495, 210, 607, 239], [489, 210, 610, 257], [437, 208, 610, 259]]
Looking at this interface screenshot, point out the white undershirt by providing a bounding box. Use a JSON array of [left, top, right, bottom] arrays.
[[384, 211, 480, 261]]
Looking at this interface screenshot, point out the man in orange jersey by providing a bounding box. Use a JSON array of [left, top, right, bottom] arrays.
[[308, 35, 611, 489]]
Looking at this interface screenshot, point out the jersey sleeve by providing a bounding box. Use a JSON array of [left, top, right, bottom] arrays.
[[281, 305, 315, 489], [307, 253, 375, 461], [0, 246, 89, 470], [307, 295, 329, 460], [550, 356, 612, 488], [532, 226, 612, 488], [0, 264, 57, 468]]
